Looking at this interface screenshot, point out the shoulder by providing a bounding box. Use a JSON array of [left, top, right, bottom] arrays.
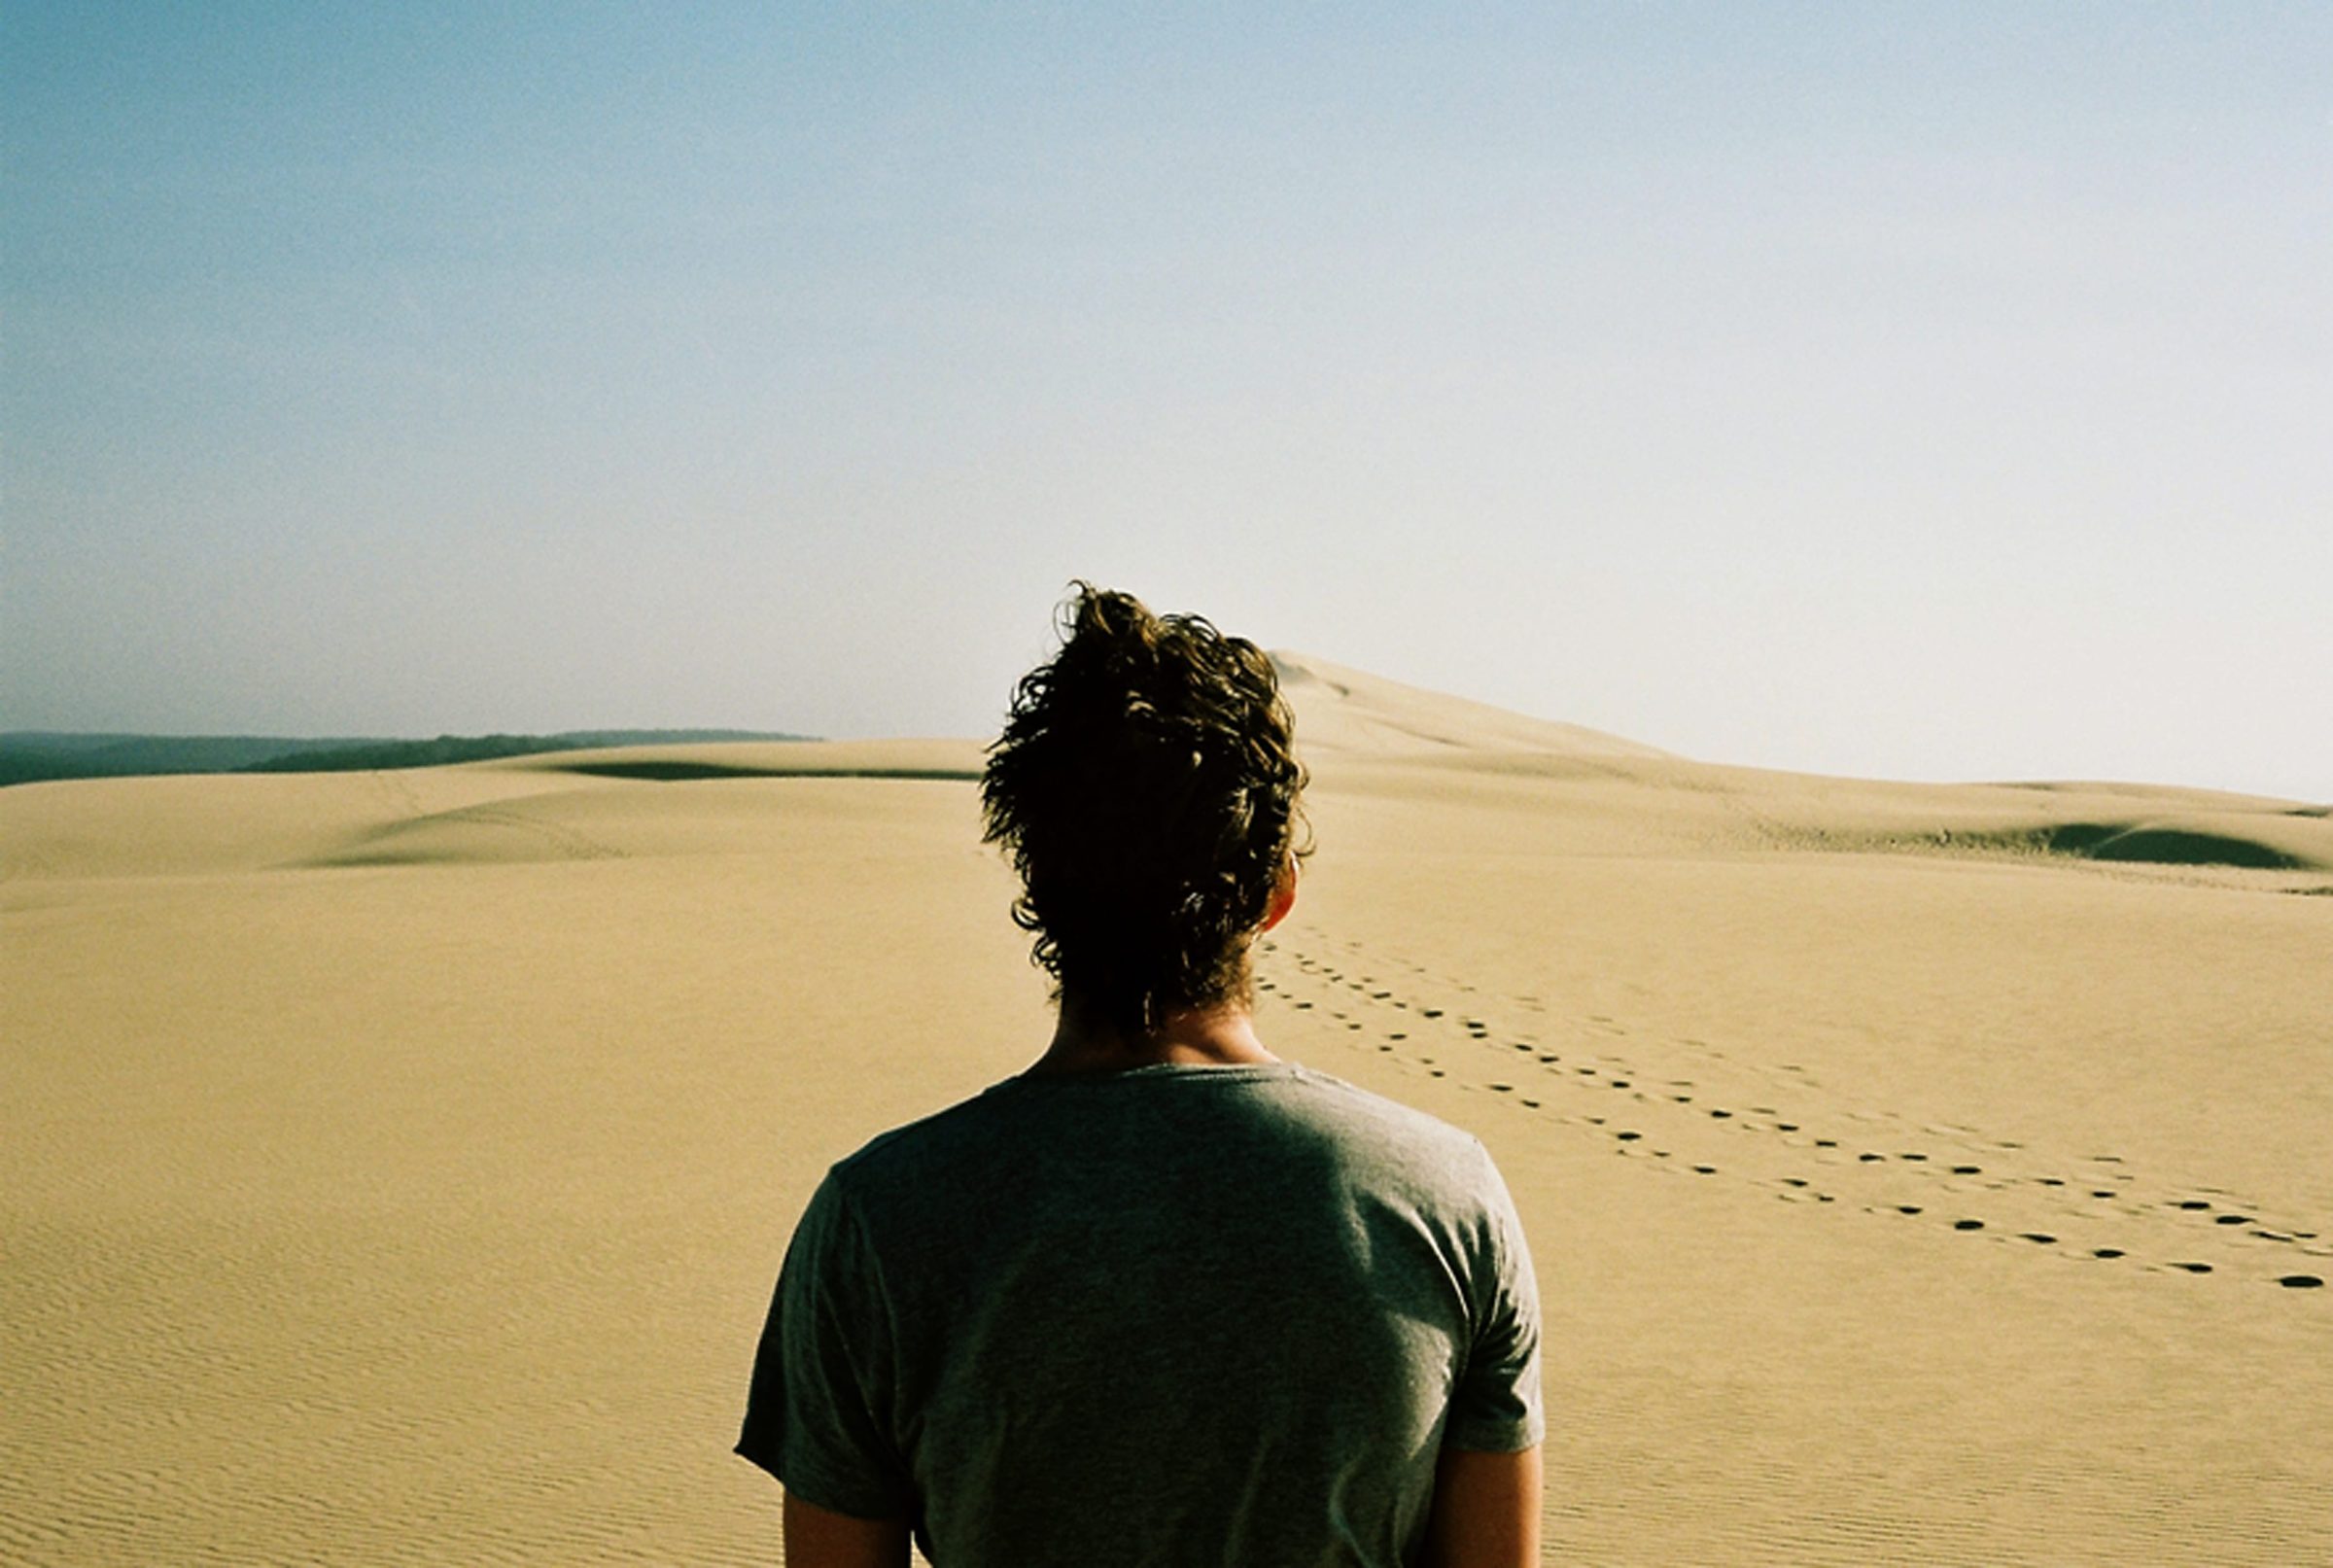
[[1279, 1064, 1483, 1141], [1271, 1071, 1530, 1261], [814, 1063, 1511, 1228], [1271, 1066, 1501, 1177], [816, 1078, 1033, 1201]]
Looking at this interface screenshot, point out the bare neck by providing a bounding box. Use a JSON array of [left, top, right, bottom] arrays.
[[1027, 995, 1280, 1077]]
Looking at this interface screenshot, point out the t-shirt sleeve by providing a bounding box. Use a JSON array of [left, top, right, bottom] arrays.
[[735, 1169, 915, 1518], [1444, 1145, 1545, 1452]]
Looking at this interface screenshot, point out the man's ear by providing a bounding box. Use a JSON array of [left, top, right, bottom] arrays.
[[1261, 853, 1298, 933]]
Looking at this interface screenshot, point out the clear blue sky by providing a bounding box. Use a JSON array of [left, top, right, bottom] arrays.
[[6, 4, 2327, 798]]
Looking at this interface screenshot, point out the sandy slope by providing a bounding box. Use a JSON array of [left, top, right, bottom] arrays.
[[3, 671, 2327, 1564]]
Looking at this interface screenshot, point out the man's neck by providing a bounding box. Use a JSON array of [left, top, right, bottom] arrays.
[[1028, 997, 1280, 1077]]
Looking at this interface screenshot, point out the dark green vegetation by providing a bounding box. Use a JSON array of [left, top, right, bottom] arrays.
[[0, 732, 386, 784], [554, 760, 977, 784], [0, 730, 811, 787]]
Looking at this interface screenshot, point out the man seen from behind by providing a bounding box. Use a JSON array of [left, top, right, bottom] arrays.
[[738, 584, 1545, 1566]]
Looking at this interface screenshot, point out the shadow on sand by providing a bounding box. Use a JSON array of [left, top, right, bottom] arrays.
[[2026, 822, 2308, 871]]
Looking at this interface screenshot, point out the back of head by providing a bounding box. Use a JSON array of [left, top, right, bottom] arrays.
[[982, 584, 1308, 1037]]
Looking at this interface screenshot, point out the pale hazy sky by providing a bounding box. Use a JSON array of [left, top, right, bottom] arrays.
[[6, 5, 2327, 799]]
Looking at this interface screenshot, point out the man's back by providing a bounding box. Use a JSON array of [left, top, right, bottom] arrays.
[[739, 1062, 1542, 1568]]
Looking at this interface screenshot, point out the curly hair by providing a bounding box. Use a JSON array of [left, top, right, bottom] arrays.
[[981, 583, 1309, 1037]]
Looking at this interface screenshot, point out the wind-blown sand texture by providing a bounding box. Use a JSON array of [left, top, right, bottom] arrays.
[[5, 666, 2328, 1564]]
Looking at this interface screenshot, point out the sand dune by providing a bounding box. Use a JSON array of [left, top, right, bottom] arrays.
[[1272, 652, 1672, 760], [3, 665, 2327, 1563]]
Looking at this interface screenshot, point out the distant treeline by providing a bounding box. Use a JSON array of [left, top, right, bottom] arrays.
[[0, 730, 812, 787]]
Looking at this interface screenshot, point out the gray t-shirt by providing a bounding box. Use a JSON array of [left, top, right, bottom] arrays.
[[737, 1062, 1542, 1566]]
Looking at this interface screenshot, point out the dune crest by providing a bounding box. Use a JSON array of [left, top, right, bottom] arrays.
[[1271, 651, 1670, 760], [1270, 652, 2330, 881]]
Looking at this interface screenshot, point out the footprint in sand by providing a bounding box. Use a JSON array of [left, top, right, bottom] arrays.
[[1297, 941, 2323, 1302]]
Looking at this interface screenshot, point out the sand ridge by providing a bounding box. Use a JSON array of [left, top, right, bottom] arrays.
[[1271, 651, 1673, 760]]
